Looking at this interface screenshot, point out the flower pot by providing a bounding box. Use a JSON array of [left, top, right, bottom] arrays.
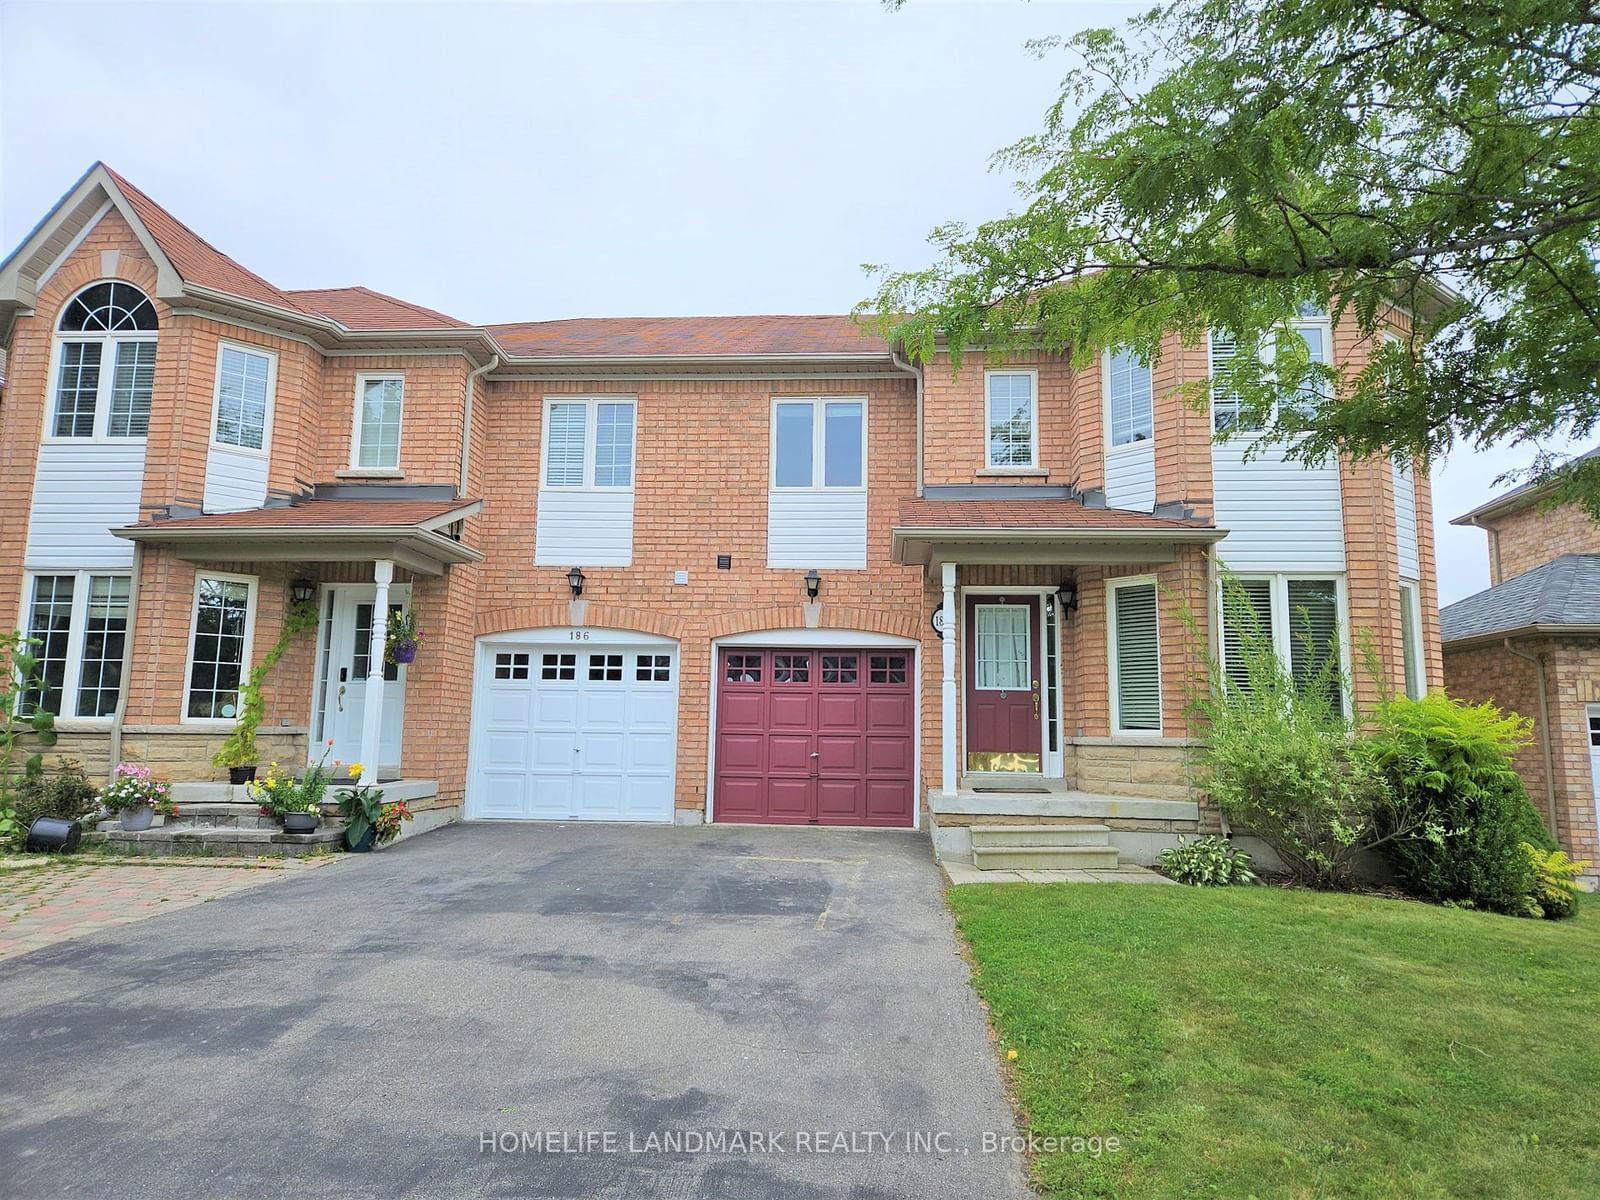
[[390, 639, 418, 665], [119, 805, 155, 832], [282, 812, 320, 834], [344, 825, 376, 853], [228, 765, 257, 785]]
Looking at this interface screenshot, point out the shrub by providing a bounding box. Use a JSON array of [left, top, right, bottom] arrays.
[[1362, 693, 1553, 916], [1524, 843, 1585, 920], [1188, 580, 1392, 889], [9, 760, 100, 830], [1158, 835, 1258, 886]]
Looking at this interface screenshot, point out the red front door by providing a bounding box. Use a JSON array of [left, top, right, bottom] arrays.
[[714, 648, 915, 826], [965, 595, 1042, 772]]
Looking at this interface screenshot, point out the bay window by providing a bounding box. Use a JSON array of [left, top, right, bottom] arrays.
[[21, 572, 131, 718], [1220, 574, 1347, 713], [1211, 303, 1333, 431]]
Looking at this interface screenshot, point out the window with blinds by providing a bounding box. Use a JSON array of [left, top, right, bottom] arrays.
[[1112, 582, 1161, 731], [1107, 349, 1153, 446], [544, 402, 588, 486], [1288, 579, 1343, 712], [1210, 331, 1258, 433], [1221, 578, 1274, 690]]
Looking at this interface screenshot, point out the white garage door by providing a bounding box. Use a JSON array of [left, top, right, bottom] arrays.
[[469, 636, 679, 822]]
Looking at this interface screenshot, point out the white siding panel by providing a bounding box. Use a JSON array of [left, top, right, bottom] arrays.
[[25, 442, 144, 569], [1212, 442, 1346, 571], [1393, 462, 1420, 579], [767, 490, 867, 569], [534, 489, 634, 566], [203, 446, 269, 514], [1104, 442, 1156, 512]]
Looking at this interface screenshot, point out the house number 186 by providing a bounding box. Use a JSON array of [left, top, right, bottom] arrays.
[[568, 630, 590, 641]]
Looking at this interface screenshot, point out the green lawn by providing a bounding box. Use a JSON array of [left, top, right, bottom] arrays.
[[948, 884, 1600, 1200]]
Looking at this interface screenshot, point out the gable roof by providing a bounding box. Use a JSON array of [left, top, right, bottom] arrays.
[[1439, 554, 1600, 645], [487, 315, 886, 359], [285, 286, 468, 331], [1452, 444, 1600, 526]]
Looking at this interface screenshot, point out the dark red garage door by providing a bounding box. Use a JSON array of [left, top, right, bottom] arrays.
[[714, 647, 915, 827]]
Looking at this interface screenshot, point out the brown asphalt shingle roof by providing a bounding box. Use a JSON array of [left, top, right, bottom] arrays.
[[896, 498, 1215, 532], [487, 315, 887, 358], [286, 286, 469, 330], [126, 499, 476, 530]]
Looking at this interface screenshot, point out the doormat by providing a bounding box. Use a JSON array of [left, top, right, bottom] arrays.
[[971, 786, 1051, 795]]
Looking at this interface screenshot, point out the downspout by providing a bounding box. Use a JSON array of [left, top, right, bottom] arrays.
[[458, 354, 501, 499], [106, 541, 144, 784], [890, 345, 924, 497], [1504, 636, 1558, 834]]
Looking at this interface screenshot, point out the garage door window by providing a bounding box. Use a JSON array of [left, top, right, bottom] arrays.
[[588, 653, 623, 681], [636, 654, 671, 681], [822, 654, 858, 684], [869, 654, 908, 684], [774, 653, 810, 683], [494, 652, 530, 680], [727, 653, 762, 683], [540, 652, 576, 680]]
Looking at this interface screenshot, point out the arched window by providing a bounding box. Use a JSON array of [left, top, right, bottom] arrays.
[[50, 281, 158, 438]]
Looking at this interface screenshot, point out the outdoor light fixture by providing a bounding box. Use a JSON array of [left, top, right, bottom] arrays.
[[290, 577, 315, 606], [1056, 580, 1079, 614], [567, 566, 586, 598], [804, 569, 821, 601]]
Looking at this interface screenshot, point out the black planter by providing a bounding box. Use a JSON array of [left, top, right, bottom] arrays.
[[228, 765, 257, 785], [344, 825, 376, 853], [282, 812, 320, 834], [25, 817, 82, 853]]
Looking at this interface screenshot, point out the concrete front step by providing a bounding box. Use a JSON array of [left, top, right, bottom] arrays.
[[85, 824, 345, 858], [97, 804, 347, 833], [969, 823, 1111, 848], [972, 844, 1123, 871]]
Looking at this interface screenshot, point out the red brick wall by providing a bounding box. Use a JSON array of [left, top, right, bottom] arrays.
[[1482, 502, 1600, 585]]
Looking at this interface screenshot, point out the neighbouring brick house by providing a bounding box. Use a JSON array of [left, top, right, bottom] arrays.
[[1442, 447, 1600, 880], [0, 163, 1441, 863]]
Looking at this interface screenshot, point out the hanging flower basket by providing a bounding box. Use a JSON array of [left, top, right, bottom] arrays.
[[390, 639, 418, 664], [385, 608, 423, 665]]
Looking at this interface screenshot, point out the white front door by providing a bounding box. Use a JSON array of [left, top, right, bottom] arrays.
[[469, 636, 679, 822], [312, 585, 408, 773]]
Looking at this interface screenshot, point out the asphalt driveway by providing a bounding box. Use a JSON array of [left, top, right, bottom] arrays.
[[0, 823, 1033, 1199]]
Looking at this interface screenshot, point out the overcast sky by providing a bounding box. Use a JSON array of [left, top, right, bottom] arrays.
[[1, 1, 1585, 604]]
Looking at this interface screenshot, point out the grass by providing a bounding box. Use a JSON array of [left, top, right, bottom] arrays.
[[948, 883, 1600, 1200]]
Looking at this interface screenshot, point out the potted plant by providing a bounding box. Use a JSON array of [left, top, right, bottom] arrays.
[[337, 765, 413, 851], [386, 608, 423, 665], [101, 763, 176, 831], [250, 745, 336, 834]]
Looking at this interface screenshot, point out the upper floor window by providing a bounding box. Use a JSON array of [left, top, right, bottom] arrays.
[[1106, 350, 1153, 447], [985, 370, 1036, 468], [212, 344, 274, 452], [50, 282, 157, 440], [771, 397, 864, 489], [354, 375, 404, 469], [542, 396, 636, 489], [1211, 305, 1332, 433]]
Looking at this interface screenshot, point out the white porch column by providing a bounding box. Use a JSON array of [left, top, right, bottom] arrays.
[[940, 561, 957, 797], [358, 559, 393, 786]]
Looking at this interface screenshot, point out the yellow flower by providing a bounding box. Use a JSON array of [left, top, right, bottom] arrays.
[[1006, 1049, 1018, 1061], [348, 762, 365, 778]]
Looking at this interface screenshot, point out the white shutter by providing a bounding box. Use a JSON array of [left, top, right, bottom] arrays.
[[545, 402, 587, 486], [1113, 583, 1161, 731]]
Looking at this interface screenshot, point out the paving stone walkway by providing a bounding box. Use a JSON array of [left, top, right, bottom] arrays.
[[942, 859, 1177, 885], [0, 855, 340, 961]]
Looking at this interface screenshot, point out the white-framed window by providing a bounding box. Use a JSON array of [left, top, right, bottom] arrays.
[[1105, 350, 1153, 448], [47, 281, 158, 441], [19, 570, 132, 719], [211, 343, 275, 453], [1399, 580, 1424, 700], [183, 572, 257, 722], [771, 396, 865, 490], [985, 370, 1037, 468], [1211, 303, 1333, 432], [1219, 573, 1347, 713], [1109, 577, 1162, 733], [353, 374, 404, 469], [541, 396, 637, 490]]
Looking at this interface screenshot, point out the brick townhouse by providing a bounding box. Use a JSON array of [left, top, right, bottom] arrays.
[[0, 163, 1442, 863], [1442, 447, 1600, 881]]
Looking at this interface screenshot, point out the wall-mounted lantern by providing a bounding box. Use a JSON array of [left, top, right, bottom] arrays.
[[290, 577, 315, 606], [804, 569, 821, 601], [567, 566, 586, 599]]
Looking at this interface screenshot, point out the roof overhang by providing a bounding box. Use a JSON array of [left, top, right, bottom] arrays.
[[892, 524, 1227, 576], [112, 501, 484, 577], [1441, 623, 1600, 651]]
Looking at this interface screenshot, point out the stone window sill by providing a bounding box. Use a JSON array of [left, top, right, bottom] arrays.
[[335, 469, 405, 480], [976, 467, 1050, 478]]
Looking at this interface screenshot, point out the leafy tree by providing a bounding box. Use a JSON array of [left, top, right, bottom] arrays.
[[868, 0, 1600, 509]]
